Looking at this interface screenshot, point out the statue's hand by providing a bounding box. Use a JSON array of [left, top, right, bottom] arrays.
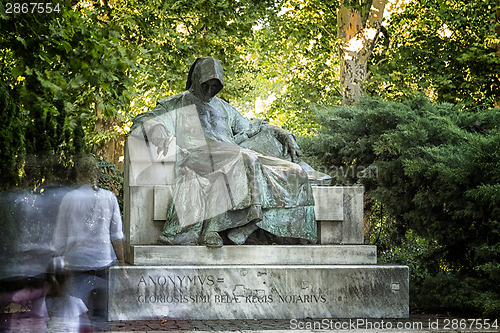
[[283, 134, 301, 163], [247, 119, 269, 138], [149, 125, 173, 158], [150, 125, 168, 145]]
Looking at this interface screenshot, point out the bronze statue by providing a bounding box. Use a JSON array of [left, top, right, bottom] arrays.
[[131, 57, 320, 247]]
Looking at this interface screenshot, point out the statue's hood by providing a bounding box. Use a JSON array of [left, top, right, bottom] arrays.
[[186, 57, 224, 102]]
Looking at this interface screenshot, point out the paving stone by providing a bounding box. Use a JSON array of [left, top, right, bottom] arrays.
[[103, 316, 500, 333]]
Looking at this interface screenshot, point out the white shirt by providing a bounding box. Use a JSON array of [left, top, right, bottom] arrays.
[[52, 185, 125, 271]]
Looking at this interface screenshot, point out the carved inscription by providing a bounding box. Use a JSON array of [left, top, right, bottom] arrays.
[[137, 294, 210, 303], [135, 274, 328, 305], [138, 275, 215, 287], [137, 274, 213, 304]]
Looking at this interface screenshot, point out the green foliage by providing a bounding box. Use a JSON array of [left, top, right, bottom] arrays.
[[0, 193, 18, 273], [111, 0, 279, 114], [2, 0, 498, 178], [22, 154, 74, 188], [248, 0, 341, 135], [0, 82, 23, 190], [301, 97, 500, 316], [0, 0, 135, 185], [97, 157, 124, 210], [368, 0, 500, 107], [411, 272, 500, 317]]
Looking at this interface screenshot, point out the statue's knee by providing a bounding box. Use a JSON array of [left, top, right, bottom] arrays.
[[241, 150, 259, 164], [287, 164, 306, 178]]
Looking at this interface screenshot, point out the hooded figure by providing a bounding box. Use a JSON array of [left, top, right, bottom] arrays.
[[131, 57, 317, 247]]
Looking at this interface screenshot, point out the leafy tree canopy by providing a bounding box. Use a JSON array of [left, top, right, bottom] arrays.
[[368, 0, 500, 107], [0, 0, 276, 186], [246, 0, 340, 135]]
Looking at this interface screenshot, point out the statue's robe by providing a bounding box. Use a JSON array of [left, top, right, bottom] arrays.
[[131, 58, 316, 244]]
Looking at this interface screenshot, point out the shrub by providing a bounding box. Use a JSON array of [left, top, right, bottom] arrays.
[[300, 97, 500, 316]]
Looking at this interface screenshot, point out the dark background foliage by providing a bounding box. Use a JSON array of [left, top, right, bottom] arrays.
[[300, 98, 500, 316]]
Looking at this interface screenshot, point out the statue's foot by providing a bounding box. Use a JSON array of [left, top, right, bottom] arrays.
[[158, 234, 176, 245], [227, 222, 259, 245], [200, 231, 223, 248], [158, 231, 199, 245], [247, 204, 263, 222]]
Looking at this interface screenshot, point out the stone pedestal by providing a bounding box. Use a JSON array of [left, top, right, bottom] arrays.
[[128, 245, 377, 266], [109, 263, 408, 320], [114, 137, 410, 320], [109, 246, 409, 320], [312, 186, 364, 244]]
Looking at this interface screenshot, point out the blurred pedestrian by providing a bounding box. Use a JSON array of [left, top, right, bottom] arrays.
[[1, 162, 71, 333], [51, 155, 125, 331], [46, 272, 90, 333]]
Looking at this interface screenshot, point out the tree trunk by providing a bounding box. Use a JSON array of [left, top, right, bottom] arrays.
[[91, 101, 125, 171], [337, 0, 387, 105]]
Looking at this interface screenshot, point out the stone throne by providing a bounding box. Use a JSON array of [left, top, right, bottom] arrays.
[[107, 127, 410, 320]]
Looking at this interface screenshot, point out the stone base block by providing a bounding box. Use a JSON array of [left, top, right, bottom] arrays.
[[128, 245, 377, 266], [108, 265, 409, 320]]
